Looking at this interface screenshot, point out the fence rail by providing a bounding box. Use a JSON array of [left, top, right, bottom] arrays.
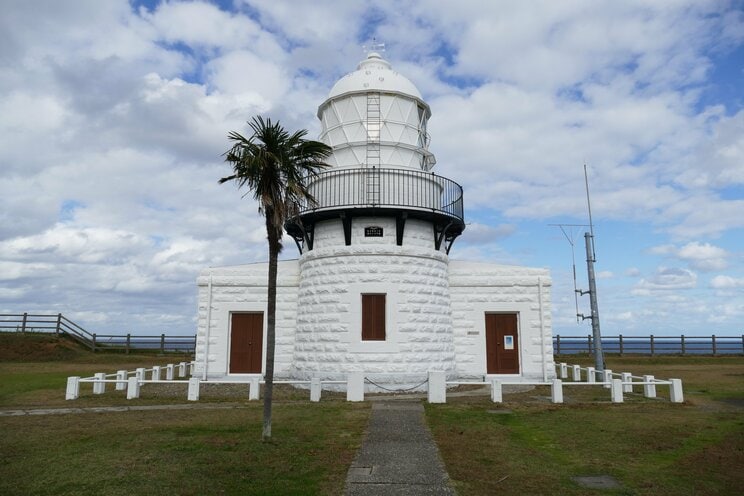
[[295, 167, 465, 221], [553, 334, 744, 356], [0, 313, 196, 354]]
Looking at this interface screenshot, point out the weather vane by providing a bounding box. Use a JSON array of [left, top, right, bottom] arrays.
[[363, 38, 385, 53]]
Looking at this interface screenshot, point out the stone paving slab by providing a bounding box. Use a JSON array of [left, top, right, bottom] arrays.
[[572, 475, 623, 489], [345, 401, 456, 495]]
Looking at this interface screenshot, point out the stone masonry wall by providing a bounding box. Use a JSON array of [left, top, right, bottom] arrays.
[[292, 239, 455, 385], [193, 257, 554, 384], [194, 261, 300, 379], [449, 261, 554, 380]]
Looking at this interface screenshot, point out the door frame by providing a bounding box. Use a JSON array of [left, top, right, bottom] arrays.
[[228, 311, 265, 375], [484, 312, 520, 375], [218, 303, 267, 376], [472, 303, 527, 376]]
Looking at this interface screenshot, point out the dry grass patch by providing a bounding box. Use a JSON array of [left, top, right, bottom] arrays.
[[427, 357, 744, 496]]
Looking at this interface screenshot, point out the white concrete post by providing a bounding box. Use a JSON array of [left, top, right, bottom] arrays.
[[490, 379, 503, 403], [611, 379, 624, 403], [135, 368, 146, 381], [178, 362, 186, 377], [65, 376, 80, 400], [551, 379, 563, 403], [572, 365, 581, 381], [643, 375, 656, 398], [427, 371, 446, 404], [93, 373, 106, 394], [587, 367, 596, 383], [621, 372, 633, 393], [115, 370, 127, 391], [669, 379, 684, 403], [190, 361, 196, 376], [310, 377, 321, 402], [248, 377, 260, 401], [347, 372, 365, 402], [151, 366, 161, 381], [166, 364, 174, 380], [127, 377, 140, 399], [603, 369, 613, 389], [559, 362, 568, 379], [187, 377, 200, 401]]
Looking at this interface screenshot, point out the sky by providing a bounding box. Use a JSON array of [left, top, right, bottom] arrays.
[[1, 0, 742, 338]]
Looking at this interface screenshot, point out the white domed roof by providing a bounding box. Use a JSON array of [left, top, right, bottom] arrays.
[[327, 52, 423, 100]]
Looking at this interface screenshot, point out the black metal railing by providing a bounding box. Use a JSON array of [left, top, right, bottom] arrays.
[[296, 167, 464, 223], [553, 334, 744, 356]]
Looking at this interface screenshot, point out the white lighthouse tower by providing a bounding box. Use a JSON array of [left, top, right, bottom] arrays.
[[195, 50, 554, 389], [285, 50, 465, 388]]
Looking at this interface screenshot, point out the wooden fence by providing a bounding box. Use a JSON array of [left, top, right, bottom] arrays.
[[553, 334, 744, 356], [0, 313, 196, 354]]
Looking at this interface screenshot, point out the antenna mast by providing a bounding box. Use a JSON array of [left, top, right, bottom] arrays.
[[549, 224, 585, 323], [576, 164, 604, 375]]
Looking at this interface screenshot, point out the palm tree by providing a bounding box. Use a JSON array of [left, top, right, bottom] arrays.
[[220, 116, 331, 441]]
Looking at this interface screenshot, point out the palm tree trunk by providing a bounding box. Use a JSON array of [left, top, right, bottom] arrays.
[[262, 214, 279, 441]]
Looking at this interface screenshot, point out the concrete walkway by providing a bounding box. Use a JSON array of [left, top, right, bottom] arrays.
[[345, 401, 456, 495]]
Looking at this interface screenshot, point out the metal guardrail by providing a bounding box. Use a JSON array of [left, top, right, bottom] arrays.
[[553, 334, 744, 356], [294, 167, 464, 222], [0, 313, 196, 354]]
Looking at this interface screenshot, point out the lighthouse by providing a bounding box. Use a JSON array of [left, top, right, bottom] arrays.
[[284, 50, 465, 388], [195, 50, 554, 389]]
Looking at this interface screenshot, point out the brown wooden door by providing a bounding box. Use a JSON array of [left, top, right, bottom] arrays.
[[229, 313, 263, 373], [485, 313, 519, 374], [362, 294, 386, 341]]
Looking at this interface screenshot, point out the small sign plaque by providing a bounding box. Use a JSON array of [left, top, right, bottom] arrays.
[[504, 335, 514, 350], [364, 226, 383, 237]]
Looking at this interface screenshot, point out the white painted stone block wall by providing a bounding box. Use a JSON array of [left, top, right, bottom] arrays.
[[449, 261, 554, 381], [292, 221, 456, 386], [194, 261, 300, 379], [194, 252, 554, 385]]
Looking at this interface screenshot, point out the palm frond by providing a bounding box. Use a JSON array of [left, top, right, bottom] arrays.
[[220, 115, 332, 245]]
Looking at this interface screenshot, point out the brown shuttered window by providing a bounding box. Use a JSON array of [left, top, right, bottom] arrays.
[[362, 294, 386, 341]]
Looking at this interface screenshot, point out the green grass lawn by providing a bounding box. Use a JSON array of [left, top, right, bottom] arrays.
[[0, 334, 370, 495], [426, 355, 744, 495], [0, 333, 194, 408], [2, 334, 743, 495], [1, 402, 368, 496]]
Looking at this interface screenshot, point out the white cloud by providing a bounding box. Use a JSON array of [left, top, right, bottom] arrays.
[[0, 224, 149, 264], [459, 223, 516, 245], [709, 275, 744, 289], [650, 241, 728, 271], [143, 0, 277, 51], [677, 242, 728, 270], [241, 0, 365, 44], [680, 110, 744, 188], [0, 0, 741, 336], [614, 311, 633, 321], [205, 50, 289, 104], [636, 267, 698, 291], [0, 92, 66, 132]]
